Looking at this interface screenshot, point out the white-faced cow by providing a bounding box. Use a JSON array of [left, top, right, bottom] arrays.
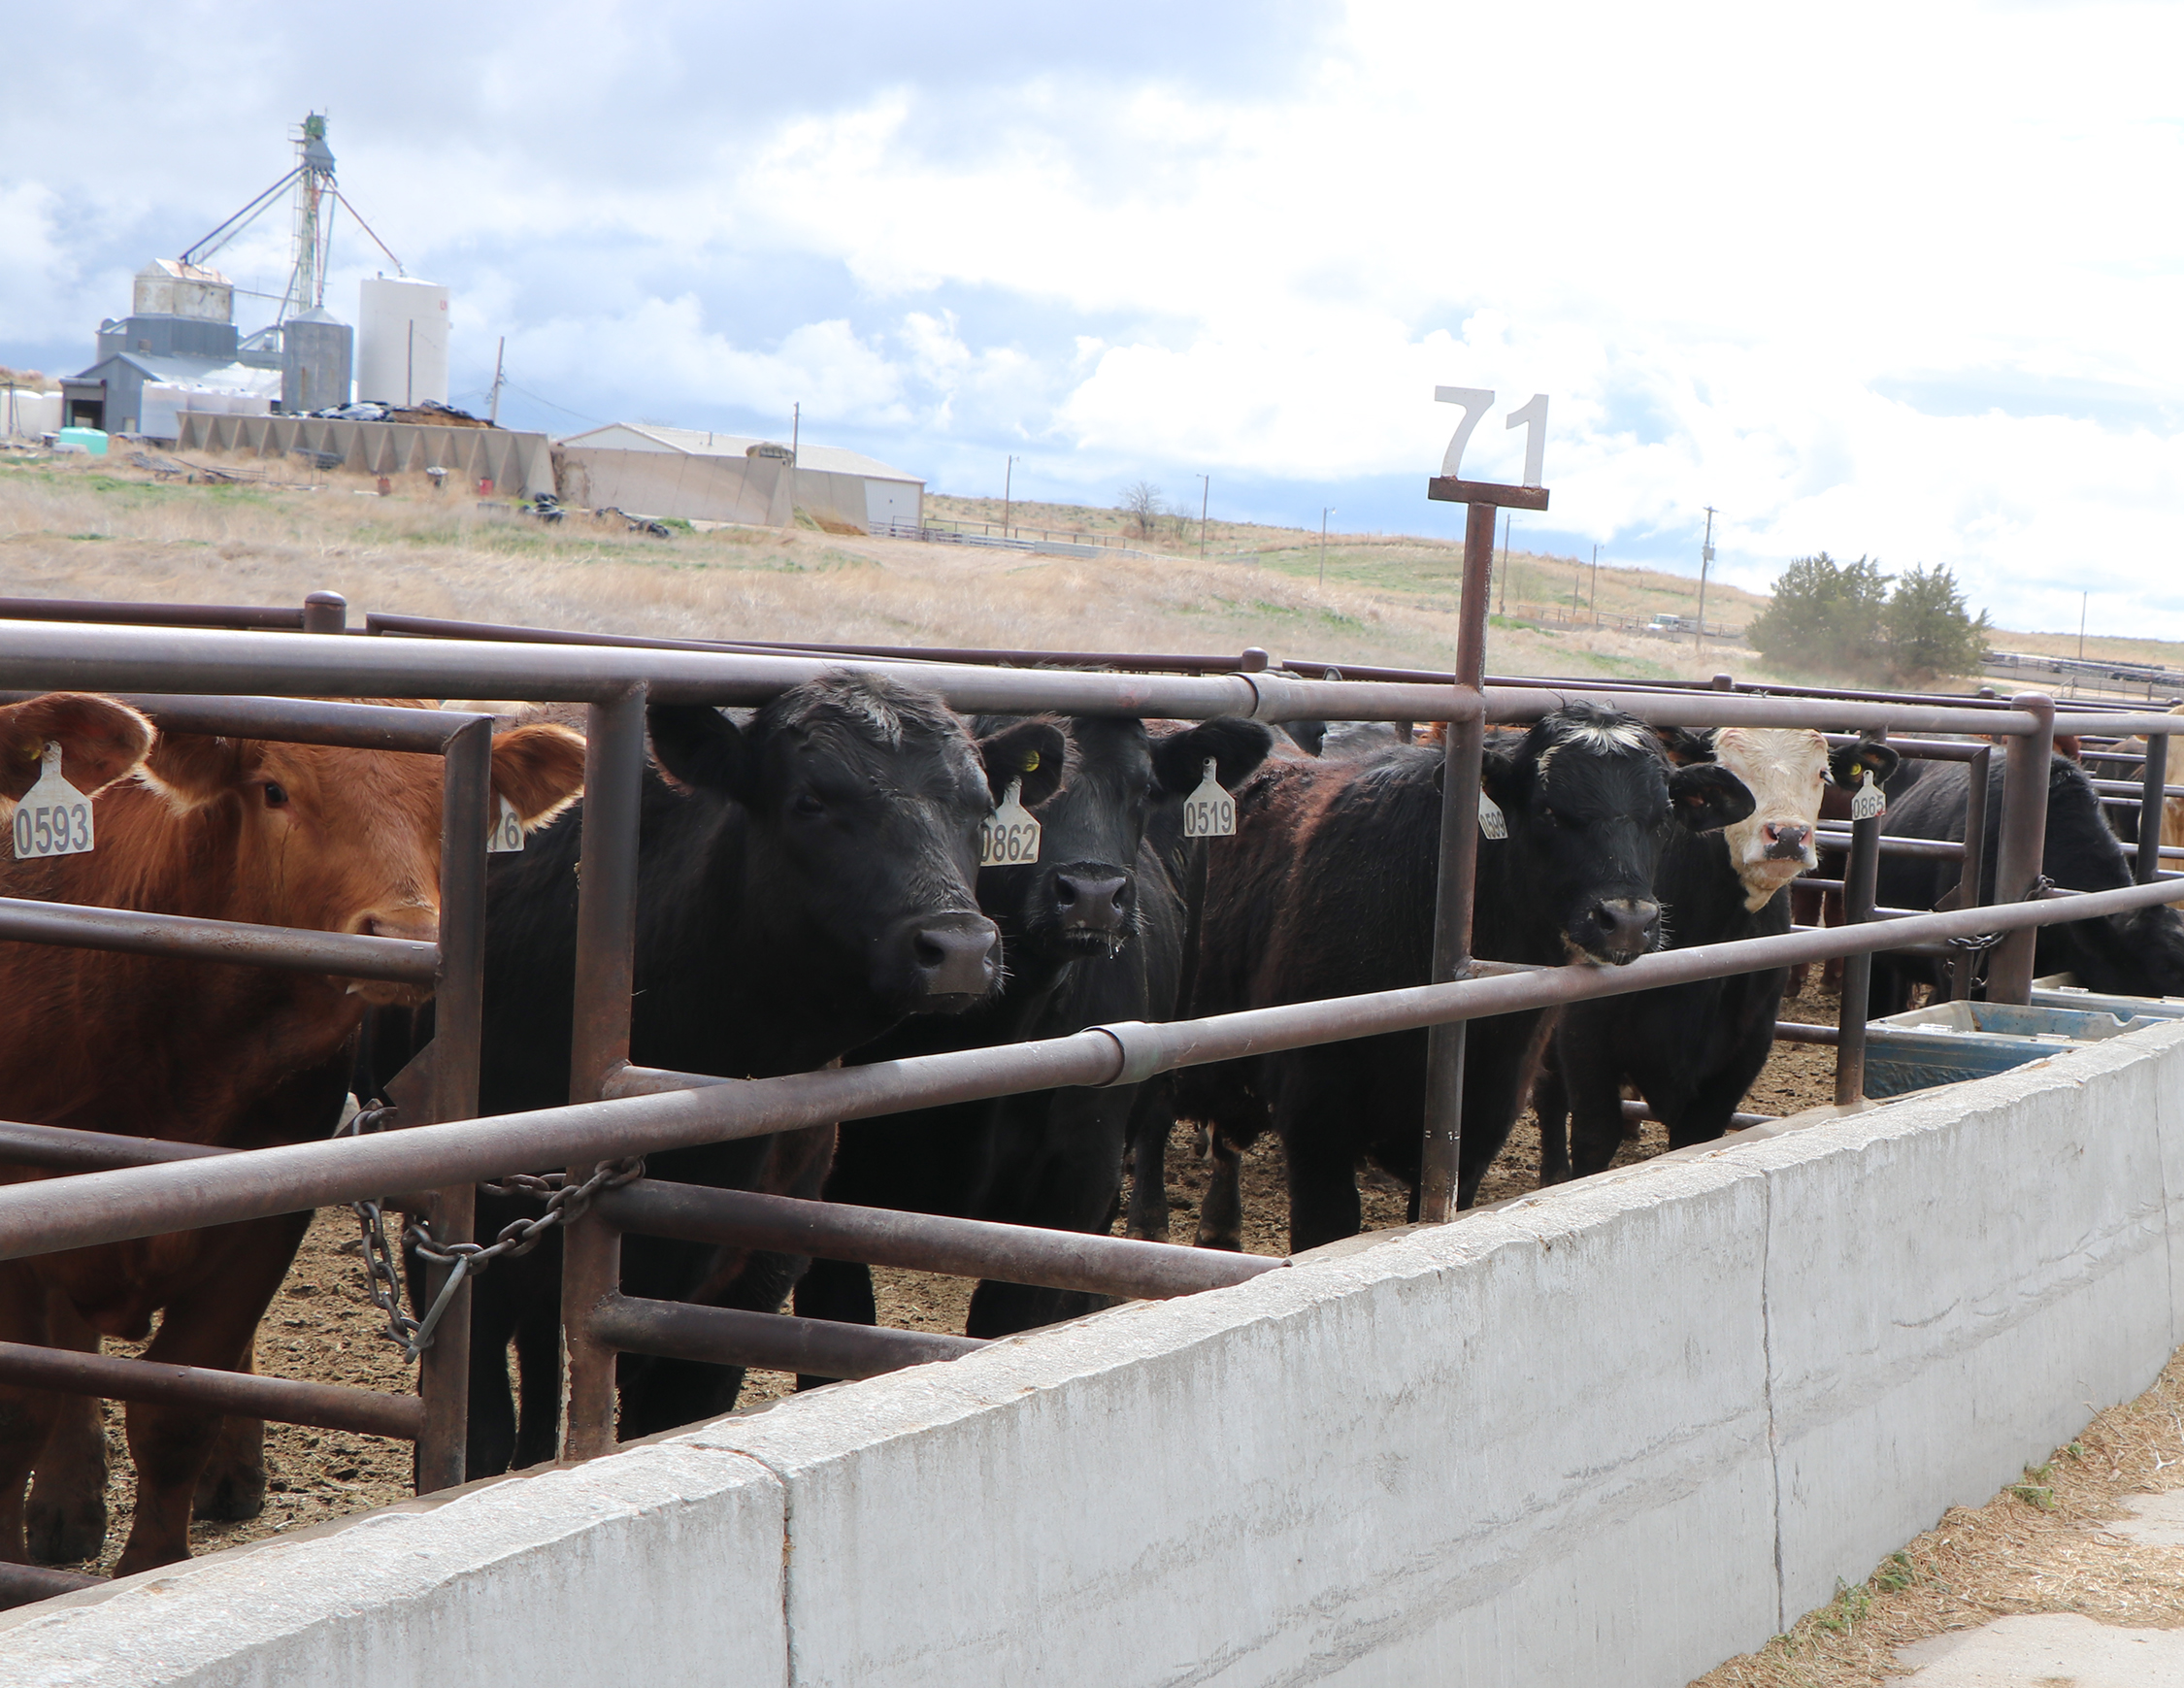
[[1537, 729, 1898, 1182], [0, 702, 584, 1573]]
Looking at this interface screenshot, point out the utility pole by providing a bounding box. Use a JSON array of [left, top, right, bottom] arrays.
[[1003, 454, 1014, 537], [1320, 507, 1334, 585], [1198, 474, 1209, 558], [790, 402, 800, 466], [1695, 506, 1717, 652], [487, 336, 505, 425], [2078, 591, 2089, 662], [1589, 542, 1600, 624], [1497, 512, 1510, 615]]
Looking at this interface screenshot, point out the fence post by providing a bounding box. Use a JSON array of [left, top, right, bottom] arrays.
[[1987, 693, 2056, 1004], [2136, 731, 2168, 885], [1418, 499, 1495, 1220], [415, 716, 490, 1492], [1950, 745, 1993, 1002], [300, 590, 347, 635], [1834, 726, 1888, 1104], [559, 683, 648, 1462]]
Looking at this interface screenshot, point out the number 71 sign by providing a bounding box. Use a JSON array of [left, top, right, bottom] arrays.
[[1436, 387, 1548, 488]]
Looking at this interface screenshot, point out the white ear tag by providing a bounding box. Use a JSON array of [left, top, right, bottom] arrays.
[[11, 743, 94, 859], [1851, 770, 1887, 822], [979, 778, 1042, 867], [487, 793, 525, 853], [1182, 756, 1236, 839], [1476, 790, 1508, 840]]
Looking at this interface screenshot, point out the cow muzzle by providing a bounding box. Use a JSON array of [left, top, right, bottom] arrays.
[[886, 910, 1002, 1010], [1573, 896, 1660, 966], [1761, 823, 1813, 863], [1051, 869, 1134, 943], [348, 906, 440, 1006]]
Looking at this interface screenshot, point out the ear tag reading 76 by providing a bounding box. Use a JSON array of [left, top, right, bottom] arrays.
[[11, 743, 93, 859], [1476, 790, 1508, 840], [1182, 757, 1236, 838], [980, 778, 1042, 867], [1851, 770, 1887, 822], [487, 794, 525, 853]]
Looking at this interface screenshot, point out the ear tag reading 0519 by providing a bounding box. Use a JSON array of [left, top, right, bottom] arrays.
[[487, 794, 525, 853], [1476, 790, 1508, 840], [12, 743, 93, 859], [980, 778, 1042, 867], [1182, 757, 1236, 839], [1851, 770, 1887, 822]]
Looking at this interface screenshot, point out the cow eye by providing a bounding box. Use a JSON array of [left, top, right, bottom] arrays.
[[263, 782, 288, 808], [792, 791, 826, 817]]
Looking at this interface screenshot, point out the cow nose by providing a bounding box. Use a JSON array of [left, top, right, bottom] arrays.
[[1584, 897, 1659, 964], [1765, 823, 1811, 860], [360, 908, 438, 945], [908, 912, 1002, 1002], [1053, 872, 1132, 933]]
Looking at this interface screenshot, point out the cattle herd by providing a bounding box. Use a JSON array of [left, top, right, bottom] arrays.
[[4, 665, 2184, 1576]]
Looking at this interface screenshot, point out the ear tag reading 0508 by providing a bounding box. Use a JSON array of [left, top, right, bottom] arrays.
[[1182, 757, 1236, 839], [1476, 790, 1508, 840], [1851, 770, 1887, 822], [980, 778, 1042, 867], [487, 794, 525, 854], [12, 743, 93, 859]]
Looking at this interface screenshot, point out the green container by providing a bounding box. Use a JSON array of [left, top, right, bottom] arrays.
[[1865, 999, 2165, 1099], [55, 427, 109, 455]]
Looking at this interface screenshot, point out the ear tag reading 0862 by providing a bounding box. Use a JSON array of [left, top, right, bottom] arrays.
[[11, 743, 93, 859], [1851, 770, 1887, 822], [980, 778, 1042, 867], [487, 793, 525, 853], [1182, 757, 1236, 839], [1476, 790, 1508, 840]]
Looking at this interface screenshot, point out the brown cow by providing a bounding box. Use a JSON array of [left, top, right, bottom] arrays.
[[0, 705, 585, 1574]]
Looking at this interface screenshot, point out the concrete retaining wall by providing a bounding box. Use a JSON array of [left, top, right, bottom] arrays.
[[9, 1023, 2182, 1686], [173, 414, 555, 498]]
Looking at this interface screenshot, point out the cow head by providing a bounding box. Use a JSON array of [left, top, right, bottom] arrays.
[[647, 674, 1034, 1013], [1709, 729, 1901, 910], [1482, 703, 1755, 965], [136, 711, 586, 1005], [974, 715, 1274, 962], [0, 693, 153, 817]]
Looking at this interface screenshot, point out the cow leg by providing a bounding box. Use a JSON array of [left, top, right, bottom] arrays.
[[0, 1264, 66, 1565], [791, 1259, 877, 1391], [190, 1340, 266, 1523], [24, 1291, 108, 1563], [459, 1256, 533, 1480], [1558, 1010, 1632, 1182], [967, 1090, 1129, 1339], [115, 1213, 309, 1575], [1455, 1009, 1556, 1208], [1274, 1057, 1364, 1253], [1123, 1081, 1175, 1242], [1193, 1129, 1245, 1251], [1532, 1054, 1572, 1186], [510, 1297, 564, 1472]]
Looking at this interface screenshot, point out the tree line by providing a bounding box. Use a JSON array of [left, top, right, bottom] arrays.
[[1746, 553, 1989, 684]]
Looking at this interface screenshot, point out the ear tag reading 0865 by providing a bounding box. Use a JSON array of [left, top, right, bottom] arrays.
[[11, 743, 93, 859], [1476, 790, 1508, 840], [980, 778, 1042, 867], [487, 794, 525, 853], [1851, 770, 1887, 822], [1182, 757, 1236, 839]]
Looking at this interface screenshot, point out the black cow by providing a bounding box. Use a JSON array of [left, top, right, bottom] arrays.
[[1537, 730, 1899, 1183], [796, 715, 1272, 1353], [1871, 751, 2184, 1014], [1173, 703, 1754, 1253], [457, 674, 1062, 1473]]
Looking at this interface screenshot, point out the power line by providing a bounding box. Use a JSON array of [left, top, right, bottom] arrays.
[[500, 381, 608, 426]]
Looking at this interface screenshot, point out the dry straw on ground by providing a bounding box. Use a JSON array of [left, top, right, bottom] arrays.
[[1695, 1350, 2184, 1686]]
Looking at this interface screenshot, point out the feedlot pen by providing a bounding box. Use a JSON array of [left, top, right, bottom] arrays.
[[1, 476, 2181, 1680]]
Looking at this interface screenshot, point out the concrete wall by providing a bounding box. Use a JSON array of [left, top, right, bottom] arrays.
[[556, 446, 791, 525], [174, 414, 554, 498], [9, 1023, 2182, 1686]]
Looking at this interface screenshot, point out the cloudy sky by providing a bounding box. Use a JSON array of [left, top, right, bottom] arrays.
[[5, 1, 2180, 635]]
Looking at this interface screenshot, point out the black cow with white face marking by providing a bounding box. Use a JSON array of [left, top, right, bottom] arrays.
[[795, 714, 1272, 1357], [457, 674, 1063, 1474], [1173, 702, 1753, 1252]]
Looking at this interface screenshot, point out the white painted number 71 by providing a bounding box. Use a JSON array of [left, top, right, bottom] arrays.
[[1436, 387, 1549, 487]]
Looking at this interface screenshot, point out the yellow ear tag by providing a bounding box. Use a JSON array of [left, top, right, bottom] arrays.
[[1017, 749, 1042, 774]]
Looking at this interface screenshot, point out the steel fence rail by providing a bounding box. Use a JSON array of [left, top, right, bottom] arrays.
[[0, 897, 440, 982], [0, 1341, 421, 1440]]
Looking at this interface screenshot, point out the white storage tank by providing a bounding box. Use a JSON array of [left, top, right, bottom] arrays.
[[356, 277, 450, 407]]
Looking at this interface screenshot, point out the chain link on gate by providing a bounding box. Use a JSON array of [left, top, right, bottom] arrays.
[[334, 1102, 643, 1360], [1942, 873, 2056, 993]]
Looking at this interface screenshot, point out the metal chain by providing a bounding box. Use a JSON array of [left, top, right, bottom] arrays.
[[1942, 873, 2059, 990], [334, 1099, 642, 1360]]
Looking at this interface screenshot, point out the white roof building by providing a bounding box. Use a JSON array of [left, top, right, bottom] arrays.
[[552, 423, 924, 531]]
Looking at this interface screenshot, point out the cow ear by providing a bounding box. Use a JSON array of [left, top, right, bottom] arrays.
[[647, 705, 759, 805], [0, 693, 153, 804], [1281, 720, 1327, 757], [1828, 740, 1901, 788], [489, 723, 587, 830], [979, 720, 1066, 809], [1668, 763, 1756, 833], [1478, 741, 1525, 810], [1152, 718, 1274, 795], [1652, 725, 1716, 766], [137, 732, 262, 811]]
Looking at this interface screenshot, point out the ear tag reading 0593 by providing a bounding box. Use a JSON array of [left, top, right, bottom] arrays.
[[1476, 790, 1508, 840], [1182, 757, 1236, 839], [1851, 770, 1887, 822], [487, 794, 525, 853], [980, 778, 1042, 867], [12, 743, 93, 859]]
